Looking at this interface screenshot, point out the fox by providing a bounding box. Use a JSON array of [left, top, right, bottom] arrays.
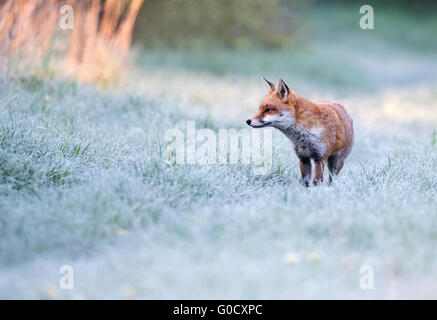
[[247, 78, 353, 186]]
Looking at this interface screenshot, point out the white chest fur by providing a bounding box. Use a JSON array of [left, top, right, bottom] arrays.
[[280, 125, 326, 161]]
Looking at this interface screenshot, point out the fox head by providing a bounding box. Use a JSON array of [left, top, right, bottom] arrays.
[[246, 78, 298, 130]]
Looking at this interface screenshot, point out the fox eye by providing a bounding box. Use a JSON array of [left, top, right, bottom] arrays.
[[264, 108, 272, 113]]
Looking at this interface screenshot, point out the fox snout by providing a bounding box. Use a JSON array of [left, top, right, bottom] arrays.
[[246, 118, 259, 127], [246, 117, 267, 128]]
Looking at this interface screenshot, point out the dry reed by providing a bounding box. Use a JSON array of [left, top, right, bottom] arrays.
[[0, 0, 143, 84]]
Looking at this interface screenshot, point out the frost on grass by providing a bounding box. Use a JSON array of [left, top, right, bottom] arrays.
[[1, 72, 436, 299]]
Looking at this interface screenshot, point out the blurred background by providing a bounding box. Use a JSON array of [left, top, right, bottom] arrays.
[[1, 0, 437, 88]]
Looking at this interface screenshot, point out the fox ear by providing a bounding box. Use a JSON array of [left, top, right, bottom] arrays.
[[261, 77, 275, 92], [276, 79, 290, 100]]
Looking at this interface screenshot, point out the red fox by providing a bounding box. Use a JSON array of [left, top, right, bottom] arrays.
[[247, 78, 353, 186]]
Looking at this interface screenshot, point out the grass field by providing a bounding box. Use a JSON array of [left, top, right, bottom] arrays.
[[1, 6, 437, 298]]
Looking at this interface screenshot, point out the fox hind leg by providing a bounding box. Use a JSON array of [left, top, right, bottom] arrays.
[[327, 153, 340, 184], [328, 144, 352, 184]]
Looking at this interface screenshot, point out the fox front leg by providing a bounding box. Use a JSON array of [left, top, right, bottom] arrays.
[[299, 158, 312, 187], [314, 159, 327, 185]]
